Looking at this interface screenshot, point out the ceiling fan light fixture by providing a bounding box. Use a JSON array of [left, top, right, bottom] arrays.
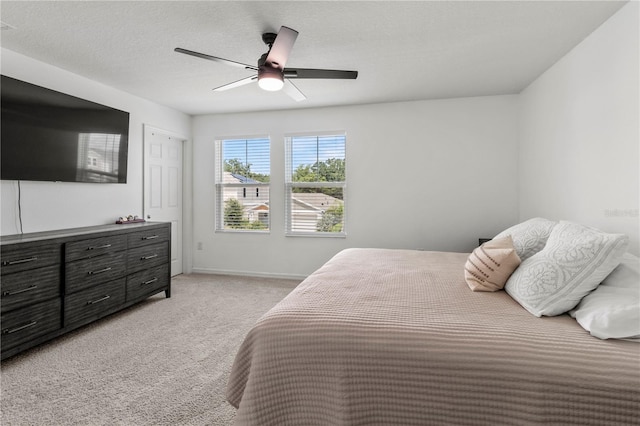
[[258, 67, 284, 91], [175, 25, 357, 100]]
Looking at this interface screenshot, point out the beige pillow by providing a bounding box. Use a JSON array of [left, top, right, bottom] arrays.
[[465, 236, 522, 292]]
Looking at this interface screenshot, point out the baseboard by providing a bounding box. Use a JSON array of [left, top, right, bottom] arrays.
[[190, 267, 307, 281]]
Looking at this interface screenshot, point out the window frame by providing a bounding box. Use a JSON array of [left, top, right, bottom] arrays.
[[285, 132, 347, 238], [215, 136, 271, 233]]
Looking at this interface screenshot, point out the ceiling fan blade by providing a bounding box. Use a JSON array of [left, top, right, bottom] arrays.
[[213, 75, 258, 91], [265, 26, 298, 70], [174, 47, 258, 71], [283, 79, 306, 102], [284, 68, 358, 80]]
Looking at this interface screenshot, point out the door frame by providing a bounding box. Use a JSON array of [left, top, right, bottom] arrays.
[[143, 124, 192, 275]]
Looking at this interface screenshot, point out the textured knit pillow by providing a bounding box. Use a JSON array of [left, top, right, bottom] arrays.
[[569, 253, 640, 341], [505, 221, 629, 317], [464, 235, 521, 292], [494, 217, 557, 261]]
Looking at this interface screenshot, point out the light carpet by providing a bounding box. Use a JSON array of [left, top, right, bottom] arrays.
[[1, 274, 300, 426]]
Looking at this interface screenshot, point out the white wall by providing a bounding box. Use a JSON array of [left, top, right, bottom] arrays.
[[1, 49, 192, 236], [6, 2, 634, 278], [192, 95, 519, 278], [518, 1, 639, 255]]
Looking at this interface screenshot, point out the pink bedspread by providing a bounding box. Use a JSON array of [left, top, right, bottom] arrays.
[[227, 248, 640, 425]]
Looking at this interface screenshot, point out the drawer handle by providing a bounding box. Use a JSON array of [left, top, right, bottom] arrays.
[[141, 254, 158, 260], [88, 244, 112, 250], [142, 235, 159, 240], [2, 320, 38, 335], [2, 256, 38, 266], [88, 267, 112, 275], [141, 277, 158, 286], [2, 285, 38, 296], [87, 295, 111, 305]]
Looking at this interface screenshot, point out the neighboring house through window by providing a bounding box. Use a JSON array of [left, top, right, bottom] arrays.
[[285, 133, 346, 236], [77, 133, 122, 182], [215, 137, 270, 231]]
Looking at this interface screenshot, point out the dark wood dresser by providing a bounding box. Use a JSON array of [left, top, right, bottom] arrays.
[[1, 222, 171, 360]]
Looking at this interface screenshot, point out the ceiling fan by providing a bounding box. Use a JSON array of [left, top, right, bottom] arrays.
[[174, 26, 358, 102]]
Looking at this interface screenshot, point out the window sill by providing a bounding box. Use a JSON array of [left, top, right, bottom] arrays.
[[215, 229, 271, 235], [285, 232, 346, 239]]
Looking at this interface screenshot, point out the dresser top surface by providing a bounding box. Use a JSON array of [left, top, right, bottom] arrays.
[[1, 222, 169, 246]]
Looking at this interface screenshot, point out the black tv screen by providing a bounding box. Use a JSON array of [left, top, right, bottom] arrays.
[[1, 75, 129, 183]]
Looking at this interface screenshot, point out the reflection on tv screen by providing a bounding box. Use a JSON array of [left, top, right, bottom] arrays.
[[77, 133, 123, 183]]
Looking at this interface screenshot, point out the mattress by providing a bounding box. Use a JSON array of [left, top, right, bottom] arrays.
[[227, 248, 640, 425]]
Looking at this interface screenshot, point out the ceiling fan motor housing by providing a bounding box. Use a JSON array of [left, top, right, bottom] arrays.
[[261, 32, 278, 47], [257, 50, 285, 91], [257, 52, 284, 91], [258, 53, 269, 68]]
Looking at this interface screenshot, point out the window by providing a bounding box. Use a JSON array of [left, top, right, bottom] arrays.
[[285, 134, 346, 236], [215, 137, 270, 232]]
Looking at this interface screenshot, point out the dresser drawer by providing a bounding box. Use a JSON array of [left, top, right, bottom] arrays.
[[126, 264, 169, 302], [1, 265, 61, 313], [127, 241, 169, 274], [64, 278, 125, 329], [65, 234, 127, 262], [1, 242, 61, 275], [65, 252, 126, 294], [1, 298, 62, 351], [127, 226, 170, 249]]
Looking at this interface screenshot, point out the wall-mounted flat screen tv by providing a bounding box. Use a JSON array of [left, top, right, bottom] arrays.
[[1, 75, 129, 183]]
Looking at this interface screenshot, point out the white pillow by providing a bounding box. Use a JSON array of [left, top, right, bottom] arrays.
[[505, 221, 629, 317], [570, 253, 640, 341], [494, 217, 557, 261]]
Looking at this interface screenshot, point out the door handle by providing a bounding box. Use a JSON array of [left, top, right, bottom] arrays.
[[141, 277, 158, 286], [2, 285, 38, 296], [2, 321, 38, 335], [88, 267, 112, 275], [87, 295, 111, 305], [88, 244, 112, 250], [2, 256, 38, 266]]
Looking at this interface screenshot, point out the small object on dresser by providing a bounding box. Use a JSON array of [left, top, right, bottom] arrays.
[[116, 215, 145, 224]]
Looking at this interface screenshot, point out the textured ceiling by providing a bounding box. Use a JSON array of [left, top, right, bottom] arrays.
[[0, 1, 627, 115]]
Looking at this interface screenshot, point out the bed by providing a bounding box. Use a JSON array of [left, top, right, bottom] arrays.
[[227, 239, 639, 424]]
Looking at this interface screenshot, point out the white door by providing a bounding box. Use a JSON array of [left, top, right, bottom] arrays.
[[144, 125, 184, 276]]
